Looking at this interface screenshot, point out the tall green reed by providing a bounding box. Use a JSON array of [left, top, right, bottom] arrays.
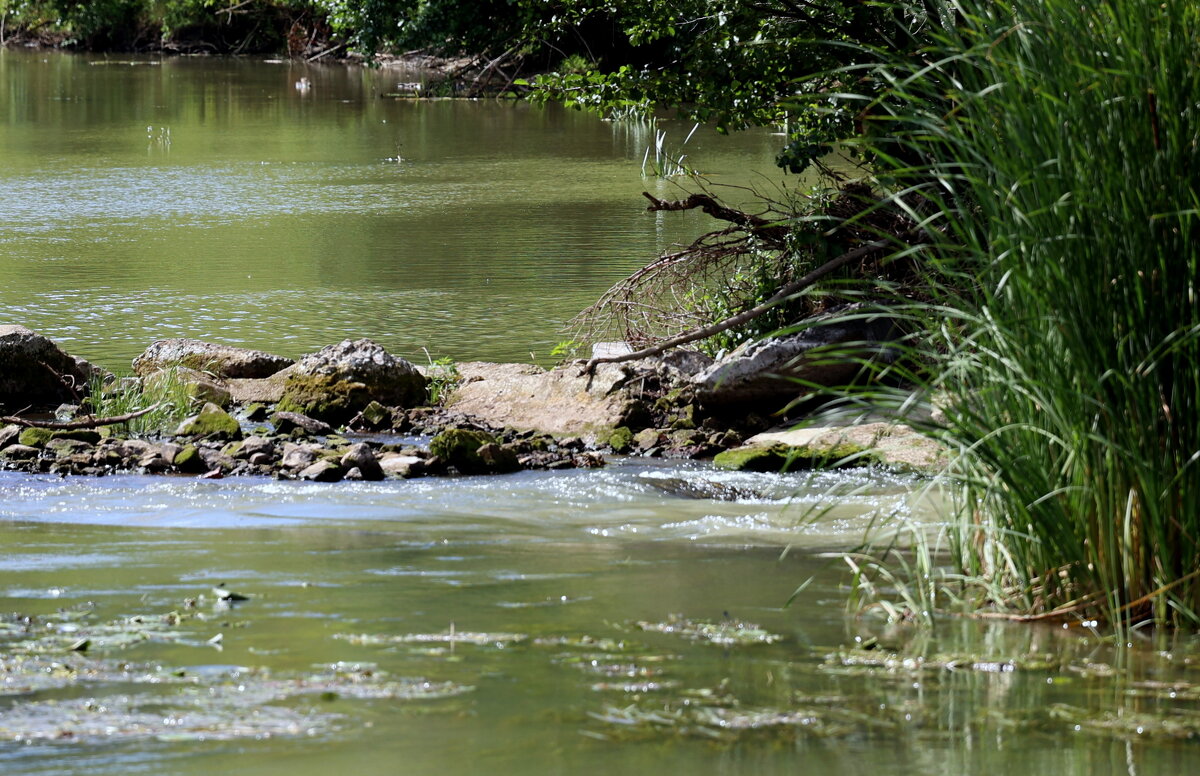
[[832, 0, 1200, 628]]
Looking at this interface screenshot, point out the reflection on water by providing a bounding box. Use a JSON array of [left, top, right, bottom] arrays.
[[0, 50, 785, 368]]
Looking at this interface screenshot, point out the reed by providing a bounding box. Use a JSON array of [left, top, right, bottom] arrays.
[[842, 0, 1200, 628]]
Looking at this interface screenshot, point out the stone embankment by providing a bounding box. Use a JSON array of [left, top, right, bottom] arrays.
[[0, 326, 944, 481]]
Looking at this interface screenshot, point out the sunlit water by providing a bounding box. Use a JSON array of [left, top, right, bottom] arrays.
[[2, 51, 1200, 775], [0, 51, 784, 368]]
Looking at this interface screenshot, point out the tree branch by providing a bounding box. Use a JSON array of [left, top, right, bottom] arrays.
[[582, 239, 888, 373], [642, 192, 789, 245], [1, 403, 162, 430]]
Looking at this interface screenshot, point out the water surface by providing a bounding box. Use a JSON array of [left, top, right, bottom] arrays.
[[0, 51, 783, 369]]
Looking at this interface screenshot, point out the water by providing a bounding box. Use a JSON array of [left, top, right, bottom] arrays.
[[3, 51, 1200, 774], [0, 50, 783, 369]]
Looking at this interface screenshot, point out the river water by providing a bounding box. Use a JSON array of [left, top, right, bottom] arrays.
[[2, 51, 1200, 775]]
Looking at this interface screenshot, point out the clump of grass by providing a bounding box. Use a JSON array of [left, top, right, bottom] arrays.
[[837, 0, 1200, 630], [86, 368, 198, 435]]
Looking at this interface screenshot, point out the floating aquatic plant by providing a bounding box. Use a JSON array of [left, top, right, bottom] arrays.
[[632, 614, 783, 646]]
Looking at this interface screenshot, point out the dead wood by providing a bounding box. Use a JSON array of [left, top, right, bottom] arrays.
[[583, 239, 888, 373], [1, 403, 162, 430]]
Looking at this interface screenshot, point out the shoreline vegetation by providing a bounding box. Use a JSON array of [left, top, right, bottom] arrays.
[[4, 1, 1198, 632]]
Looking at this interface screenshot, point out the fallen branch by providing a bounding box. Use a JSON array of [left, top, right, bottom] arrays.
[[1, 403, 162, 430], [583, 239, 888, 373], [642, 192, 789, 246]]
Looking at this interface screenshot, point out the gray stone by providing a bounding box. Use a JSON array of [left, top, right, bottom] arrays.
[[0, 444, 40, 460], [444, 362, 643, 444], [132, 338, 294, 379], [271, 411, 333, 436], [237, 435, 276, 460], [378, 453, 425, 479], [0, 424, 20, 450], [339, 442, 384, 481], [691, 308, 899, 407], [299, 460, 343, 482], [0, 325, 91, 412], [279, 442, 320, 470], [277, 339, 427, 423]]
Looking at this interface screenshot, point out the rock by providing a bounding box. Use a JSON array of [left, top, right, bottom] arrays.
[[234, 435, 276, 461], [608, 426, 634, 453], [428, 428, 505, 474], [476, 442, 520, 474], [45, 438, 93, 458], [0, 424, 20, 450], [279, 442, 320, 470], [745, 422, 947, 474], [340, 442, 384, 481], [277, 339, 427, 424], [378, 453, 426, 478], [298, 460, 343, 482], [712, 445, 797, 472], [0, 325, 92, 412], [0, 444, 40, 460], [132, 338, 294, 379], [356, 400, 393, 429], [144, 367, 232, 409], [175, 402, 243, 441], [633, 428, 665, 451], [271, 411, 333, 436], [444, 362, 649, 443], [691, 308, 898, 407], [173, 444, 207, 473], [197, 447, 238, 473], [17, 427, 54, 448], [713, 439, 881, 473], [242, 403, 271, 422], [226, 373, 290, 404]]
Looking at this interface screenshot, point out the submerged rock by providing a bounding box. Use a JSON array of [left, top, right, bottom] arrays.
[[277, 339, 427, 424], [0, 325, 92, 412], [132, 338, 294, 379]]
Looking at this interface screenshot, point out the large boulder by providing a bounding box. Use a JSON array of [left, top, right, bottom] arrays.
[[444, 362, 644, 443], [0, 325, 92, 412], [691, 309, 898, 408], [132, 339, 294, 379], [276, 339, 427, 424]]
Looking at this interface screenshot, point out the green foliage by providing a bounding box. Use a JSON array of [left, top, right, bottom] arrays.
[[549, 339, 583, 361], [840, 0, 1200, 630], [423, 353, 459, 405], [86, 369, 196, 435]]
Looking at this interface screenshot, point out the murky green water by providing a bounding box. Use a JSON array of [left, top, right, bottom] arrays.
[[0, 50, 782, 369], [3, 51, 1200, 774]]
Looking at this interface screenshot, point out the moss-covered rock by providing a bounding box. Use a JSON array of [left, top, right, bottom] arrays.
[[277, 340, 427, 425], [429, 429, 503, 474], [173, 444, 207, 473], [713, 442, 879, 472], [608, 426, 635, 454], [175, 402, 243, 441], [17, 427, 54, 448]]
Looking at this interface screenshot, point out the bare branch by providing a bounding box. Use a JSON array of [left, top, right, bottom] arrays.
[[1, 403, 163, 430], [583, 240, 888, 372]]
